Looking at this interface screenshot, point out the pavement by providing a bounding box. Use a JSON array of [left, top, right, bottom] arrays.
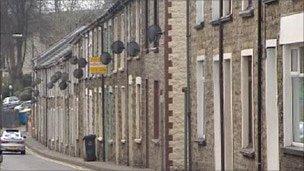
[[25, 136, 152, 171]]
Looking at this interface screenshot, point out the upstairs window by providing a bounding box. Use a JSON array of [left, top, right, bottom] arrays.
[[212, 0, 232, 20], [196, 0, 204, 25], [242, 0, 253, 11]]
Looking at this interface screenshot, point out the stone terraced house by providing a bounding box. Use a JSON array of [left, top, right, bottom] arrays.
[[31, 0, 303, 171]]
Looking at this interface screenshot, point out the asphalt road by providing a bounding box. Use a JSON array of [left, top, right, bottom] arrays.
[[0, 148, 88, 170]]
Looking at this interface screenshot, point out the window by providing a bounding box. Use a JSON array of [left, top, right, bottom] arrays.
[[196, 0, 204, 25], [145, 0, 149, 50], [121, 86, 126, 140], [135, 77, 142, 140], [135, 0, 140, 44], [154, 81, 160, 139], [196, 58, 205, 141], [128, 75, 134, 141], [120, 13, 125, 70], [114, 86, 119, 143], [241, 54, 254, 149], [242, 0, 253, 11], [212, 0, 231, 20], [290, 46, 304, 144], [113, 17, 118, 72]]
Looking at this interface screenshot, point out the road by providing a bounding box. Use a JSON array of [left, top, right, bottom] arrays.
[[1, 148, 88, 170]]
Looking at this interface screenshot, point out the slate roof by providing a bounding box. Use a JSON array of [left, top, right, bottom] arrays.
[[33, 26, 88, 69]]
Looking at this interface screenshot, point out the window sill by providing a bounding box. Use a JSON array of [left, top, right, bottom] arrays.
[[194, 21, 205, 30], [108, 139, 114, 145], [240, 148, 255, 158], [121, 139, 127, 144], [195, 138, 207, 146], [134, 139, 142, 144], [97, 137, 103, 142], [151, 139, 160, 146], [239, 7, 254, 18], [133, 56, 140, 60], [210, 14, 233, 26], [118, 68, 124, 72], [263, 0, 278, 5], [282, 146, 304, 157]]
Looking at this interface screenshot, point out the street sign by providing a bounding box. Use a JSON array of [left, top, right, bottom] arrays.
[[89, 56, 107, 74]]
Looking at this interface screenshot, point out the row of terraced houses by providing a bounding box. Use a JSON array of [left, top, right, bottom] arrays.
[[31, 0, 303, 170]]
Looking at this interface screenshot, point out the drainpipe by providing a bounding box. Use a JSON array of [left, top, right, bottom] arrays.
[[185, 0, 192, 170], [257, 0, 263, 170], [218, 0, 225, 170], [45, 69, 48, 147]]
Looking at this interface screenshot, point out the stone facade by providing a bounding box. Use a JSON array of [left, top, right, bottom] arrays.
[[191, 0, 303, 170]]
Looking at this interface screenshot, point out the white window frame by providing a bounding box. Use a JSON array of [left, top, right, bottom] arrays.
[[242, 0, 253, 11], [196, 0, 204, 25], [212, 0, 231, 20], [283, 43, 304, 148], [196, 55, 206, 141], [135, 77, 142, 141], [121, 86, 126, 141], [241, 49, 254, 149]]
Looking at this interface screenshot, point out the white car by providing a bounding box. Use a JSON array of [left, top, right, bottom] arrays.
[[0, 129, 26, 155], [3, 96, 20, 108], [14, 101, 32, 111]]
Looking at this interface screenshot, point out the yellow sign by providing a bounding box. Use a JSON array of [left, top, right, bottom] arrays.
[[89, 56, 107, 74]]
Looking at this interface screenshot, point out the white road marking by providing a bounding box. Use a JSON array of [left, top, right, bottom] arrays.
[[26, 147, 91, 170]]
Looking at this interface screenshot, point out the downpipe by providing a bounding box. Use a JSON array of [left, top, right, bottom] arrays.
[[185, 0, 192, 170], [257, 0, 263, 170]]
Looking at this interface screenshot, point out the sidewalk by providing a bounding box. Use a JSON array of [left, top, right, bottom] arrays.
[[25, 136, 152, 171]]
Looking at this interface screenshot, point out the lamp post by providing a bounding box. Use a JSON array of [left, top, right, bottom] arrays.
[[8, 85, 13, 96]]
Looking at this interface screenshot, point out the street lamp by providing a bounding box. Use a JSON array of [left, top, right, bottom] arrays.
[[9, 85, 13, 96]]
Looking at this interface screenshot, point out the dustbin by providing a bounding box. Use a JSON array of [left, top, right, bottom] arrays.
[[83, 134, 96, 161]]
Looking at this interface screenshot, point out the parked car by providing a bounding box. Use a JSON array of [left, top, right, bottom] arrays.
[[0, 129, 26, 155], [14, 100, 32, 111], [3, 96, 21, 109]]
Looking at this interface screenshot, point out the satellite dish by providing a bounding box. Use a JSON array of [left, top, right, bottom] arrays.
[[111, 40, 125, 54], [34, 78, 42, 85], [61, 72, 69, 82], [127, 41, 140, 57], [33, 90, 39, 97], [47, 82, 54, 89], [148, 25, 162, 44], [73, 68, 84, 79], [59, 81, 68, 90], [51, 74, 60, 83], [78, 58, 88, 68], [70, 56, 78, 65], [101, 52, 112, 65]]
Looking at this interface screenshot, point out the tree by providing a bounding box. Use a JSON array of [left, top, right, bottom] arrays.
[[0, 0, 37, 87]]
